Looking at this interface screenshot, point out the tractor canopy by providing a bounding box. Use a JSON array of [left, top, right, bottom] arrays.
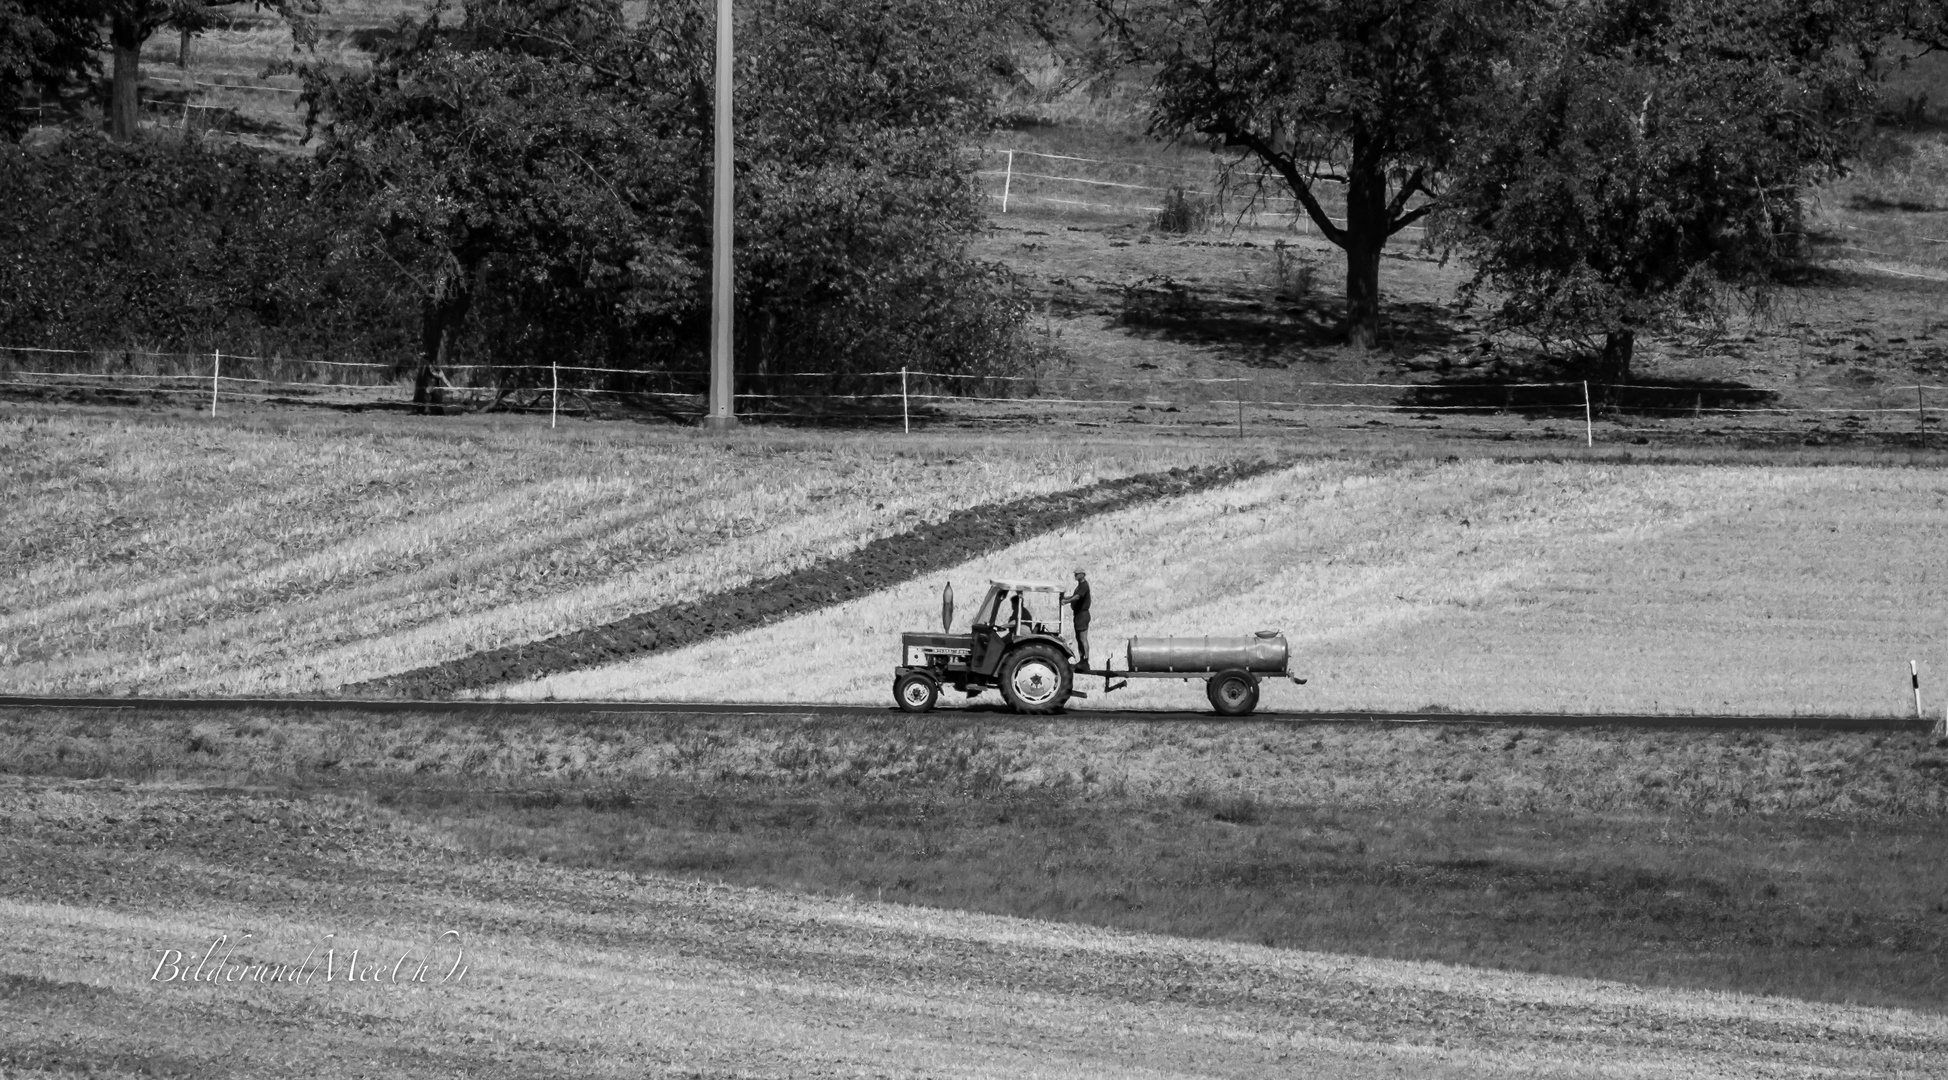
[[970, 579, 1065, 637]]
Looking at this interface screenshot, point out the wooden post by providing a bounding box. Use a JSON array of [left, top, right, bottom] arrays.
[[551, 362, 558, 429], [901, 365, 910, 434], [210, 348, 219, 416], [1583, 380, 1592, 447], [1000, 150, 1014, 214]]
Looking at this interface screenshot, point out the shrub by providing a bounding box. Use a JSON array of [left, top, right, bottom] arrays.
[[0, 131, 412, 362], [1151, 185, 1211, 234]]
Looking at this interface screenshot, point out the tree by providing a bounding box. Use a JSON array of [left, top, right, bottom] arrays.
[[0, 0, 102, 139], [304, 0, 1027, 412], [1436, 0, 1881, 381], [304, 0, 702, 409], [1123, 0, 1530, 348], [99, 0, 320, 141], [1889, 0, 1948, 50]]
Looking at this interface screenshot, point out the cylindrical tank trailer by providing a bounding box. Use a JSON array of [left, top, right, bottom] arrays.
[[1126, 632, 1289, 674], [1100, 629, 1303, 715]]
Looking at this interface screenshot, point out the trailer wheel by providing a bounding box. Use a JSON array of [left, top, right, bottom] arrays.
[[1207, 670, 1259, 716], [894, 671, 939, 713], [999, 643, 1072, 714]]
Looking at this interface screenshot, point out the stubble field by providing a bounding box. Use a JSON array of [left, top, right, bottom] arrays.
[[0, 406, 1248, 696], [501, 456, 1948, 717]]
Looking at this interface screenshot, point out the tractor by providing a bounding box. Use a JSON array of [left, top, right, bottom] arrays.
[[894, 578, 1306, 716], [893, 579, 1078, 714]]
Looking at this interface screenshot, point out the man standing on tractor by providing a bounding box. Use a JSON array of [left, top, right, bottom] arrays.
[[1063, 569, 1092, 671]]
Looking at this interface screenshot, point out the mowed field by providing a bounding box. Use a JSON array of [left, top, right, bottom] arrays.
[[506, 457, 1948, 717], [0, 406, 1247, 696], [2, 707, 1944, 1078]]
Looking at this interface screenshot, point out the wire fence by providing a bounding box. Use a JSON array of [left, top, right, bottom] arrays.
[[8, 343, 1947, 440], [972, 147, 1431, 241], [971, 148, 1948, 275]]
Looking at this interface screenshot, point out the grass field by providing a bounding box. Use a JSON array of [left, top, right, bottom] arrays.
[[2, 705, 1944, 1078], [0, 406, 1250, 696], [501, 457, 1948, 717]]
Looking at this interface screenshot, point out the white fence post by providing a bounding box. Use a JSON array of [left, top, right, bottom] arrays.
[[210, 348, 220, 417], [901, 366, 910, 434], [551, 362, 559, 429], [1583, 380, 1592, 447], [1001, 150, 1014, 214], [1914, 660, 1924, 721]]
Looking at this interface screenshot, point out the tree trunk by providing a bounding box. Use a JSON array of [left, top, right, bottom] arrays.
[[416, 295, 469, 416], [1342, 138, 1387, 350], [110, 16, 144, 142], [1597, 329, 1634, 385], [1343, 237, 1383, 351]]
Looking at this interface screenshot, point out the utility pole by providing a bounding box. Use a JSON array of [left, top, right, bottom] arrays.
[[703, 0, 738, 430]]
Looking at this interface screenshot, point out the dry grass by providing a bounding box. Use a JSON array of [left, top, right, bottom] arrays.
[[0, 405, 1246, 695], [4, 706, 1945, 1028], [1808, 131, 1948, 279], [8, 707, 1938, 820], [505, 457, 1948, 716]]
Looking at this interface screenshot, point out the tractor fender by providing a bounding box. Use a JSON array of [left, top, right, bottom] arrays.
[[1005, 634, 1077, 665]]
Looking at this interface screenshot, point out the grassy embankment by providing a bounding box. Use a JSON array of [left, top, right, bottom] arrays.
[[977, 54, 1948, 441], [0, 406, 1250, 696], [3, 706, 1944, 1023], [511, 457, 1948, 717]]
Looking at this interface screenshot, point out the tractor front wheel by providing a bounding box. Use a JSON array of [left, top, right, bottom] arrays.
[[999, 643, 1072, 714], [894, 671, 939, 713], [1207, 669, 1259, 716]]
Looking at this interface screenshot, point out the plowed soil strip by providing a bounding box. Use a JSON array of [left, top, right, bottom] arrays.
[[345, 459, 1286, 699]]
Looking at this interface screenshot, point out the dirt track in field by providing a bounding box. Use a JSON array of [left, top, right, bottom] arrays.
[[346, 458, 1283, 699], [2, 771, 1943, 1079]]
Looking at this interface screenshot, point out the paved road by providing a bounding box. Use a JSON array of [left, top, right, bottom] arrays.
[[0, 695, 1926, 730]]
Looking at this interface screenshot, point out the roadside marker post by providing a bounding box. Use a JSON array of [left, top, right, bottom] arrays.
[[551, 362, 559, 429], [901, 366, 910, 434], [1001, 150, 1014, 213], [1913, 660, 1924, 721], [210, 348, 220, 417]]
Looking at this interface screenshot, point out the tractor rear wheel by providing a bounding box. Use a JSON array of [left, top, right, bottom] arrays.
[[894, 671, 939, 713], [998, 643, 1072, 714], [1207, 669, 1259, 716]]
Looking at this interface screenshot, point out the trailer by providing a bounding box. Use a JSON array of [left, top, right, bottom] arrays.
[[894, 579, 1304, 716], [1082, 632, 1306, 716]]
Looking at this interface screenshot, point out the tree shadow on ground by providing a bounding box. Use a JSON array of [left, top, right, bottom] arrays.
[[1116, 275, 1467, 361], [1403, 376, 1780, 418]]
